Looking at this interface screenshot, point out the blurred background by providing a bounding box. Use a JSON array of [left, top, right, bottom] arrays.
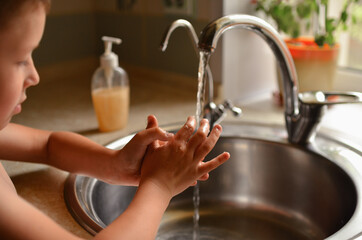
[[32, 0, 362, 104], [33, 0, 223, 88]]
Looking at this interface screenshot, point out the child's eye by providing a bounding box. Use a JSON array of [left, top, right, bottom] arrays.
[[17, 60, 29, 66]]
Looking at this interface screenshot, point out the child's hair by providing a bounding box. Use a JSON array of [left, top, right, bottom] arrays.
[[0, 0, 51, 30]]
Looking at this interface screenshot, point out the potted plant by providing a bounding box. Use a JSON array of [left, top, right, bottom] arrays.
[[252, 0, 358, 98]]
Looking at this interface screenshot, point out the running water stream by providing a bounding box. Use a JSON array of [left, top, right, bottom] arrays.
[[193, 51, 211, 240]]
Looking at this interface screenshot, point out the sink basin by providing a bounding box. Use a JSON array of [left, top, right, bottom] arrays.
[[65, 122, 362, 239]]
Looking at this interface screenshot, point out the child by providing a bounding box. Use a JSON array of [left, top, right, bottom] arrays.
[[0, 0, 230, 239]]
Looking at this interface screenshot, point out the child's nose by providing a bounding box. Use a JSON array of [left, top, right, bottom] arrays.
[[25, 58, 40, 87]]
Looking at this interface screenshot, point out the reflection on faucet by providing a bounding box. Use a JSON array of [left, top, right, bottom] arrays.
[[197, 14, 362, 145]]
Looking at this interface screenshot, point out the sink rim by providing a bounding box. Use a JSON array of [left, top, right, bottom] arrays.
[[64, 121, 362, 240]]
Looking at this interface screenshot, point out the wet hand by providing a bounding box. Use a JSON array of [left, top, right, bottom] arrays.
[[114, 115, 174, 185], [140, 116, 230, 198]]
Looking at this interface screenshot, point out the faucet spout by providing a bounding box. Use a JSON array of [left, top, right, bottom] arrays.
[[160, 19, 214, 102], [160, 19, 242, 128]]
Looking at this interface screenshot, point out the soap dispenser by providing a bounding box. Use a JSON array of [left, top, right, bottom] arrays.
[[91, 36, 129, 132]]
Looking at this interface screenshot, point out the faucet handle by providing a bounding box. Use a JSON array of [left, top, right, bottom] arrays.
[[289, 91, 362, 144], [204, 100, 242, 128], [299, 91, 362, 105], [221, 99, 242, 117]]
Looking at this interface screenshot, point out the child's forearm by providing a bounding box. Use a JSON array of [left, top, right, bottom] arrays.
[[0, 124, 127, 183], [0, 124, 115, 175], [94, 180, 172, 240], [46, 131, 120, 181]]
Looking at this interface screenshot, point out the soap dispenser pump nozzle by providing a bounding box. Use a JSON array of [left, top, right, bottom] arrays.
[[100, 36, 122, 87], [102, 36, 121, 55], [101, 36, 122, 69]]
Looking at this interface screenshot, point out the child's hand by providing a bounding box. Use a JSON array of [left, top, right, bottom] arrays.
[[139, 116, 230, 198], [113, 115, 174, 186]]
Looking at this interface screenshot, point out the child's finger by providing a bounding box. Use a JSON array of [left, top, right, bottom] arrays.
[[132, 127, 173, 148], [187, 118, 209, 151], [193, 124, 222, 161], [197, 172, 209, 181], [197, 152, 230, 176], [174, 116, 196, 142], [146, 115, 158, 129], [146, 115, 161, 148]]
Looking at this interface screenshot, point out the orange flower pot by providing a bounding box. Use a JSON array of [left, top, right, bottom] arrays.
[[286, 37, 339, 92]]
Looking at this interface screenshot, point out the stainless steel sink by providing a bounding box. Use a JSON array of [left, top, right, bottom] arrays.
[[64, 122, 362, 240]]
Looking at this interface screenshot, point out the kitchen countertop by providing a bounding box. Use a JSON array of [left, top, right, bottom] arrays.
[[2, 70, 362, 238]]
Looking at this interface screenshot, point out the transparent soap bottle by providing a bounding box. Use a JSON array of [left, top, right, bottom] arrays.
[[91, 36, 130, 132]]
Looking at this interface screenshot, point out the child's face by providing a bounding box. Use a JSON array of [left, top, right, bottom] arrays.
[[0, 4, 46, 129]]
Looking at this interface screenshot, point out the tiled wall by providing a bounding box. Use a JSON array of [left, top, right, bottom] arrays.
[[34, 0, 222, 81]]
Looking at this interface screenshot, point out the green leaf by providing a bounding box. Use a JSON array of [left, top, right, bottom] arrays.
[[315, 35, 326, 47], [306, 22, 311, 31], [326, 34, 335, 46], [296, 2, 312, 19], [352, 15, 357, 24], [321, 0, 329, 5], [341, 11, 348, 22], [325, 18, 336, 32]]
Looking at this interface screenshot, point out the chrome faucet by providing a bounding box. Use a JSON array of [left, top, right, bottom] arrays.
[[160, 19, 242, 127], [198, 14, 362, 145]]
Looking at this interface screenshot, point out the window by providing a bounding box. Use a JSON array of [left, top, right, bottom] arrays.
[[336, 1, 362, 70], [331, 0, 362, 91]]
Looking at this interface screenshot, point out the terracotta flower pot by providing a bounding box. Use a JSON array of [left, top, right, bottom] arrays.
[[288, 37, 339, 91], [276, 37, 339, 104]]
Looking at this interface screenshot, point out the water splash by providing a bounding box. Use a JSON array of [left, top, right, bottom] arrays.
[[193, 183, 200, 240], [195, 51, 211, 127], [193, 51, 211, 240]]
